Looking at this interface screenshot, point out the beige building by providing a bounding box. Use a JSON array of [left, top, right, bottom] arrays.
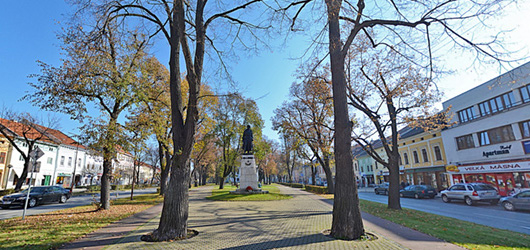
[[398, 127, 449, 191]]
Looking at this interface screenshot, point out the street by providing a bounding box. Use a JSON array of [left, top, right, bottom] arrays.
[[0, 188, 158, 220], [358, 189, 530, 235]]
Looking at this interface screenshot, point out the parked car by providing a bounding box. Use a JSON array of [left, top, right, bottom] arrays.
[[399, 185, 437, 199], [374, 183, 389, 195], [500, 190, 530, 211], [1, 186, 71, 209], [440, 183, 500, 206]]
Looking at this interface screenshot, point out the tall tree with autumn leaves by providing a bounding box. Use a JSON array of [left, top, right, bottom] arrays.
[[273, 69, 335, 193], [25, 23, 157, 210]]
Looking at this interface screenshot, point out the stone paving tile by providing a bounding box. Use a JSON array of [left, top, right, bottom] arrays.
[[107, 185, 407, 250]]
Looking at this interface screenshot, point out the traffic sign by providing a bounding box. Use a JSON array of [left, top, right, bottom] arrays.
[[29, 146, 45, 160]]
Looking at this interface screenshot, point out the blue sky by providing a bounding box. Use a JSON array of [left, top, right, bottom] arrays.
[[1, 1, 529, 143]]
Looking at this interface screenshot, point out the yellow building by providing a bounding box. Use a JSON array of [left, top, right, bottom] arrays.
[[398, 127, 449, 191], [0, 135, 13, 190]]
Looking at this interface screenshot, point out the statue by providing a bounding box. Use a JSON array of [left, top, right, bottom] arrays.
[[242, 125, 253, 154]]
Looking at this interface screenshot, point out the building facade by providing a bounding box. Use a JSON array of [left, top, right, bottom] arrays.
[[398, 127, 449, 191], [441, 62, 530, 196]]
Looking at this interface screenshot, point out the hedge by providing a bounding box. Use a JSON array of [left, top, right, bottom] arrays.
[[279, 182, 304, 188], [304, 185, 328, 194], [0, 189, 15, 196]]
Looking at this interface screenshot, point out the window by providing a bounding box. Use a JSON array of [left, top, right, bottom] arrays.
[[433, 146, 443, 161], [413, 151, 419, 163], [398, 155, 402, 165], [479, 131, 490, 146], [68, 157, 72, 166], [0, 152, 5, 164], [403, 153, 409, 164], [456, 134, 475, 150], [520, 85, 530, 103], [361, 166, 364, 172], [47, 157, 53, 164], [19, 155, 24, 161], [520, 120, 530, 139], [421, 148, 429, 162], [354, 163, 358, 172], [478, 91, 516, 117], [457, 106, 476, 123], [49, 147, 54, 152], [60, 156, 65, 166], [478, 125, 515, 146]]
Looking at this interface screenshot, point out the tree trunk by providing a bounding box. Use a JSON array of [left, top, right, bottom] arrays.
[[14, 159, 30, 191], [100, 156, 112, 210], [311, 166, 317, 185], [322, 163, 334, 194], [160, 150, 171, 195], [386, 100, 402, 209], [219, 177, 225, 189], [152, 156, 190, 240], [326, 0, 365, 240]]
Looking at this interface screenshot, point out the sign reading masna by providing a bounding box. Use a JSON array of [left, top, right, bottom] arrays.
[[445, 160, 530, 174]]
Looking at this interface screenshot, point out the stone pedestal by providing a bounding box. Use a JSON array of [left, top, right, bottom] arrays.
[[231, 154, 268, 194]]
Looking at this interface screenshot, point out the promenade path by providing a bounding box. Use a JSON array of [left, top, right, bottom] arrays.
[[62, 185, 463, 250]]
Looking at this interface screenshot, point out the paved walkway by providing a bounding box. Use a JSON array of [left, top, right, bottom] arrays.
[[62, 185, 464, 250]]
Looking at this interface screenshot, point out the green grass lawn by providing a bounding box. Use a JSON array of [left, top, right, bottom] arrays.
[[359, 199, 530, 250], [206, 184, 292, 201], [0, 193, 163, 250]]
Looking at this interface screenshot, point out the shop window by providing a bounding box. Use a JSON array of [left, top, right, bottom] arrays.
[[520, 120, 530, 139], [403, 153, 409, 164], [457, 106, 476, 123], [421, 149, 428, 162], [433, 146, 442, 161], [456, 134, 475, 150], [413, 151, 419, 164], [0, 152, 5, 164], [478, 125, 515, 146], [520, 85, 530, 103]]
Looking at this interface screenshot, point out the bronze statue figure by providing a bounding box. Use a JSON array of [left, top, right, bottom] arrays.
[[242, 125, 253, 154]]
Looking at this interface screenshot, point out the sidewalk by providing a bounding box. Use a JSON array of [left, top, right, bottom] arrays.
[[62, 185, 464, 250]]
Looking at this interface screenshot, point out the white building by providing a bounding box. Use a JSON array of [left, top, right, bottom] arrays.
[[0, 118, 60, 190], [441, 62, 530, 196]]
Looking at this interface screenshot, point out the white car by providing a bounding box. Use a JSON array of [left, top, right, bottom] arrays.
[[440, 183, 500, 206]]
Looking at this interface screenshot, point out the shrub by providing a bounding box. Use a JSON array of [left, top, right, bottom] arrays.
[[305, 185, 328, 194], [87, 185, 101, 192], [0, 189, 15, 196]]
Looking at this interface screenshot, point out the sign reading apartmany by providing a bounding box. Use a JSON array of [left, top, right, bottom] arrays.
[[445, 160, 530, 174]]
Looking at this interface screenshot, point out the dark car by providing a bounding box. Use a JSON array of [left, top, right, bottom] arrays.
[[440, 183, 500, 206], [374, 183, 389, 195], [1, 186, 71, 209], [500, 190, 530, 211], [400, 185, 437, 199]]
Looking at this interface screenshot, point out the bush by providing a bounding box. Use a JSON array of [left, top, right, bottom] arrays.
[[305, 185, 328, 194], [87, 185, 101, 192], [0, 189, 15, 196], [278, 182, 305, 189]]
